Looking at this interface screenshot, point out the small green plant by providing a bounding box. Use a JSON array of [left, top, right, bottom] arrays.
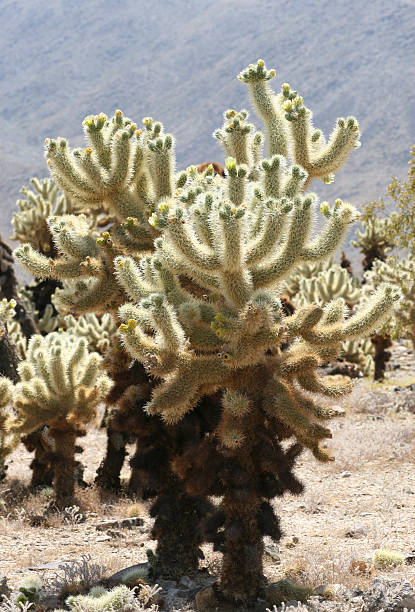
[[15, 574, 43, 609]]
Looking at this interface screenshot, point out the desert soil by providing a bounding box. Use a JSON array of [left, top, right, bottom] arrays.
[[1, 341, 415, 611]]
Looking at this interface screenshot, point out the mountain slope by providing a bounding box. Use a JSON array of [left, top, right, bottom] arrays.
[[0, 0, 414, 241]]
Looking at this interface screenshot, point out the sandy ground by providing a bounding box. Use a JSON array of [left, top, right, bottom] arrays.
[[1, 342, 415, 610]]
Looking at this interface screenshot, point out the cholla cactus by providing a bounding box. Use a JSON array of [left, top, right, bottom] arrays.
[[283, 259, 333, 298], [0, 376, 16, 482], [66, 584, 161, 612], [238, 60, 360, 188], [63, 313, 117, 354], [113, 60, 398, 605], [12, 59, 399, 604], [14, 111, 174, 315], [294, 264, 361, 308], [365, 257, 415, 350], [340, 338, 375, 378], [351, 215, 396, 271], [11, 177, 74, 256], [12, 331, 112, 506]]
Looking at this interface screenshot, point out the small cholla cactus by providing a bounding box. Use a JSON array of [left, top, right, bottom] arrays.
[[114, 60, 398, 606], [372, 549, 405, 569], [65, 584, 161, 612], [63, 313, 117, 354], [0, 376, 16, 482], [11, 177, 73, 256], [11, 331, 112, 507]]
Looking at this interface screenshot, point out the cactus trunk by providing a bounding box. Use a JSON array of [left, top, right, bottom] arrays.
[[49, 427, 77, 508], [22, 430, 54, 488], [95, 426, 127, 491], [150, 479, 205, 579], [220, 488, 264, 605]]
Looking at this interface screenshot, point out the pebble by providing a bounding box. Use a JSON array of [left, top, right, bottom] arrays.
[[95, 517, 144, 531], [264, 542, 281, 561], [341, 471, 352, 478]]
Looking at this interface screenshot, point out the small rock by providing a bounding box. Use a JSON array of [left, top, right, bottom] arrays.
[[28, 560, 74, 571], [400, 596, 415, 610], [95, 517, 144, 531], [330, 405, 346, 416], [405, 552, 415, 565], [107, 563, 150, 585], [0, 577, 11, 600], [345, 524, 368, 538], [178, 575, 194, 589], [362, 576, 415, 612], [96, 535, 111, 542], [106, 529, 126, 539], [264, 542, 281, 561], [350, 560, 374, 574], [341, 471, 352, 478], [195, 585, 218, 610]]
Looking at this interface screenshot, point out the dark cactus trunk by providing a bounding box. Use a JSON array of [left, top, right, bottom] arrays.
[[220, 486, 264, 605], [371, 334, 392, 381], [22, 430, 54, 488], [95, 426, 128, 491], [49, 428, 76, 508], [150, 479, 209, 579]]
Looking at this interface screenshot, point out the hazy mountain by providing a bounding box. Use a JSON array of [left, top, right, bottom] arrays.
[[1, 0, 414, 250]]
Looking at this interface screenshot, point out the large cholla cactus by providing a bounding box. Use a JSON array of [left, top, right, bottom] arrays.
[[0, 376, 16, 482], [12, 331, 112, 506], [112, 60, 399, 605], [12, 59, 399, 604]]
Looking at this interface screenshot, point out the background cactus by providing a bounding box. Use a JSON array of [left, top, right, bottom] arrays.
[[11, 331, 112, 507], [63, 313, 117, 354], [0, 375, 16, 482], [351, 216, 396, 272], [364, 257, 415, 351], [11, 177, 73, 256], [293, 264, 361, 308]]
